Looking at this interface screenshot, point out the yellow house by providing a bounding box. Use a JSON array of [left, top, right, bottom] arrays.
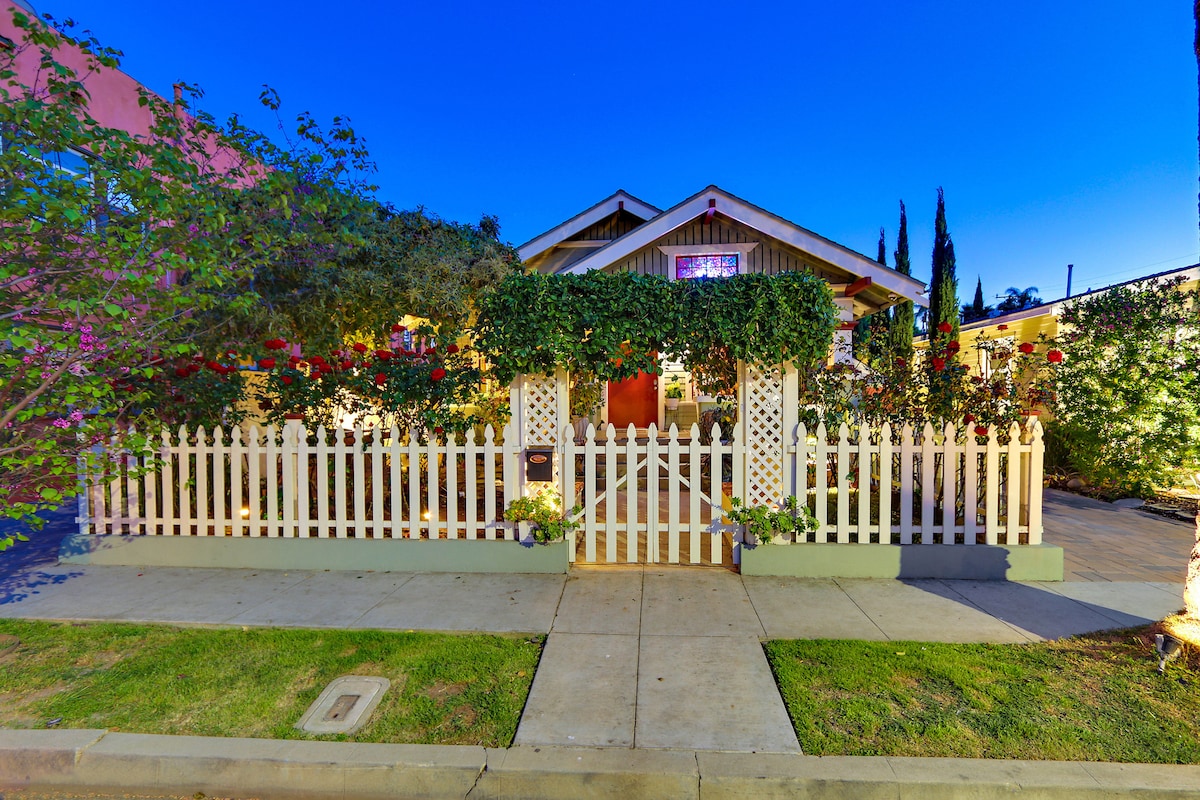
[[919, 264, 1200, 375]]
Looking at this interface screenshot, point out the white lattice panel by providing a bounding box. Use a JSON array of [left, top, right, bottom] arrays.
[[521, 374, 560, 447], [745, 365, 784, 506]]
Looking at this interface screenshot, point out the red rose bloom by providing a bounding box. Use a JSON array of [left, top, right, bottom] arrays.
[[434, 426, 444, 435], [309, 355, 325, 365], [206, 360, 221, 372], [431, 367, 447, 382], [375, 373, 386, 385], [974, 425, 989, 437], [391, 323, 405, 333], [997, 324, 1008, 331], [937, 322, 952, 334], [895, 357, 906, 367], [446, 344, 460, 354], [946, 340, 961, 352], [281, 376, 293, 385], [319, 362, 332, 374], [1047, 349, 1063, 363], [352, 342, 368, 353], [932, 357, 945, 371], [1018, 342, 1035, 354], [188, 363, 202, 374], [340, 360, 353, 370], [175, 367, 189, 378], [375, 349, 392, 360], [964, 413, 976, 423], [258, 358, 276, 369]]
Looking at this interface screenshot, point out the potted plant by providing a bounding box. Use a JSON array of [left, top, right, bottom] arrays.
[[726, 495, 817, 545], [665, 381, 684, 411], [570, 373, 604, 441], [504, 489, 581, 543]]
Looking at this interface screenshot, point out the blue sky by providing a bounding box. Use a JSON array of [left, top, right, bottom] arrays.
[[30, 0, 1199, 306]]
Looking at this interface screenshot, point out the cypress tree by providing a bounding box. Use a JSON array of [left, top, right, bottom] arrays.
[[928, 187, 959, 344], [962, 276, 987, 322], [888, 201, 914, 359]]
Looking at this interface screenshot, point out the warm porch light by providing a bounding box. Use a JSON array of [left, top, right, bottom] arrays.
[[240, 507, 250, 519]]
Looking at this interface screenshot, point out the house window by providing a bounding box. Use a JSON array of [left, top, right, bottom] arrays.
[[675, 254, 738, 279], [659, 242, 759, 280]]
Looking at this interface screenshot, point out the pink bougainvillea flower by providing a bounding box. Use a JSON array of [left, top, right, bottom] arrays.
[[974, 425, 989, 437], [258, 358, 276, 370], [446, 344, 460, 354], [431, 367, 447, 382], [352, 342, 368, 353], [937, 322, 953, 334], [1018, 342, 1035, 354], [1047, 349, 1063, 363]]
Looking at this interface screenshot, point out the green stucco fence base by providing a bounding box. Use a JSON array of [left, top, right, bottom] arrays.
[[739, 542, 1065, 581], [59, 534, 570, 574]]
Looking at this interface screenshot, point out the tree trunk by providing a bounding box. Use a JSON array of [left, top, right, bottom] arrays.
[[1186, 511, 1200, 619]]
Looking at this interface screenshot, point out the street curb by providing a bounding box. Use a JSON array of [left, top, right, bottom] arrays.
[[4, 730, 1200, 799]]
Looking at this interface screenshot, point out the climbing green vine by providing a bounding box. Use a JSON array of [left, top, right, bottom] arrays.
[[473, 271, 838, 386]]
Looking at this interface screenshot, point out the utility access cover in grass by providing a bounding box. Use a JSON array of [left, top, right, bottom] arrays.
[[296, 675, 390, 735]]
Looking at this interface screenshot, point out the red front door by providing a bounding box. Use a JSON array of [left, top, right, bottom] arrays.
[[608, 371, 657, 429]]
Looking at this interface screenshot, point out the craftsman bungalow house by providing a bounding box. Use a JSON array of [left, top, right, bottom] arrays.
[[519, 186, 927, 430]]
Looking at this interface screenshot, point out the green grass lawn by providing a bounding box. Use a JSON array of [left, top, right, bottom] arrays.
[[0, 620, 542, 747], [765, 624, 1200, 763]]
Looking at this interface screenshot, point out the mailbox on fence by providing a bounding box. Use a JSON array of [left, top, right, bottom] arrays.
[[524, 447, 554, 481]]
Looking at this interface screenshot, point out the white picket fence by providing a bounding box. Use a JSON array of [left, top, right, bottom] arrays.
[[76, 419, 1044, 561], [789, 420, 1043, 547], [79, 421, 522, 541]]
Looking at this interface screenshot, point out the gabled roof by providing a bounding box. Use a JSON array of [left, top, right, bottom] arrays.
[[518, 189, 660, 262], [550, 185, 927, 305]]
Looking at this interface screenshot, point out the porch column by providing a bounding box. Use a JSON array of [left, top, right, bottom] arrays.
[[832, 297, 855, 364]]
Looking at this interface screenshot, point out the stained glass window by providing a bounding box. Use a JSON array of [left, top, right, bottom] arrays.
[[675, 254, 738, 279]]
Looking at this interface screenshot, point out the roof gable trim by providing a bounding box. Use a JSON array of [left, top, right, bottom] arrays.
[[518, 190, 660, 262]]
